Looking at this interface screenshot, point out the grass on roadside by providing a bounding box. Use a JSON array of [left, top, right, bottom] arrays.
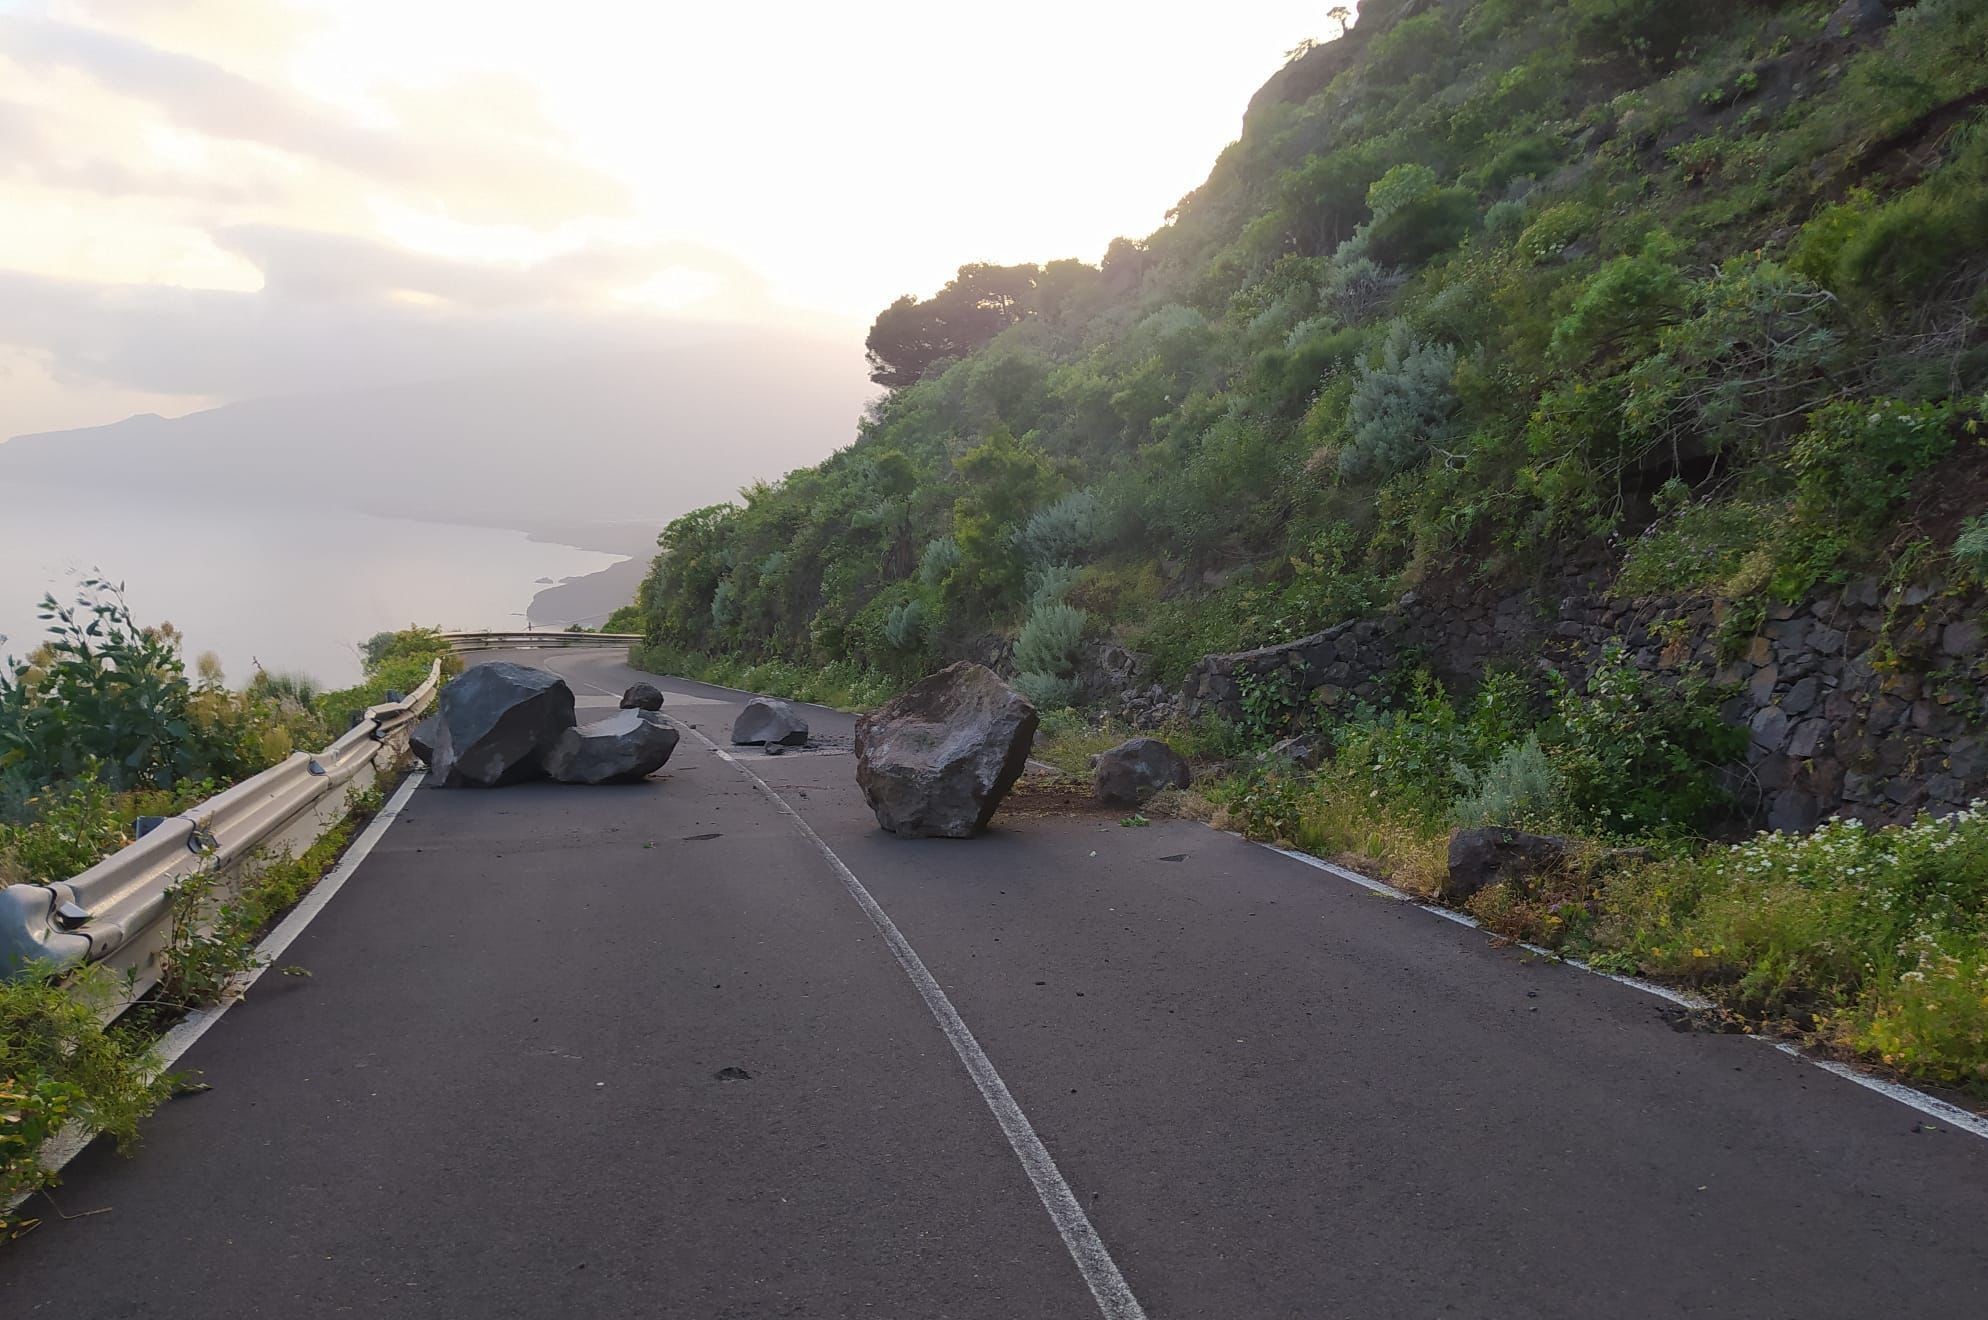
[[629, 643, 899, 711]]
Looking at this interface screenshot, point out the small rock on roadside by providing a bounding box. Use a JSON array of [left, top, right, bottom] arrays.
[[1093, 737, 1192, 806], [1444, 827, 1574, 905]]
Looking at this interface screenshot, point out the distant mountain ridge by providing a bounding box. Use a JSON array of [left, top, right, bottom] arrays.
[[1, 334, 876, 540]]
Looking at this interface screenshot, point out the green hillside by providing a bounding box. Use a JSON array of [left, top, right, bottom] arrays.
[[636, 0, 1988, 704]]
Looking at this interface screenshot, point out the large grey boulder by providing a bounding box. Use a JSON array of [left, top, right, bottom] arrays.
[[855, 662, 1037, 838], [732, 698, 808, 747], [620, 682, 665, 712], [1093, 737, 1191, 806], [419, 662, 576, 788], [1443, 828, 1572, 905], [545, 710, 680, 784]]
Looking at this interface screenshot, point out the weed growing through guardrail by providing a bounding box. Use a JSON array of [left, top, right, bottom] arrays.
[[150, 784, 385, 1019], [1, 968, 173, 1237]]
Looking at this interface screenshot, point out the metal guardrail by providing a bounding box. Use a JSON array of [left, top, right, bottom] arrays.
[[441, 631, 641, 653], [0, 661, 442, 1013]]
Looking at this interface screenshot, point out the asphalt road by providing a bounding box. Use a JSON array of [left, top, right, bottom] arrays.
[[7, 646, 1988, 1318]]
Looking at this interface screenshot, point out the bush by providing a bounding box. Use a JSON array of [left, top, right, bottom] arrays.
[[0, 579, 315, 794], [0, 778, 162, 887], [1341, 322, 1460, 481], [1954, 513, 1988, 583], [918, 537, 962, 589], [884, 597, 929, 652], [1608, 805, 1988, 1086], [1570, 0, 1717, 68], [2, 969, 174, 1227], [1790, 398, 1957, 536], [1014, 602, 1088, 678], [1014, 671, 1082, 710], [1452, 734, 1565, 829], [313, 626, 462, 734], [1545, 643, 1742, 837], [1618, 499, 1774, 596], [1017, 489, 1104, 566]]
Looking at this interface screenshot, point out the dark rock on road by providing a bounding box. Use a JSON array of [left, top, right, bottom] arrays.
[[732, 697, 809, 747], [419, 662, 576, 788], [545, 710, 681, 784], [855, 661, 1037, 838], [620, 682, 666, 711], [1093, 737, 1191, 806]]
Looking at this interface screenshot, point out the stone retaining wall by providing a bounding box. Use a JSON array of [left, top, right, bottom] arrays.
[[1177, 577, 1988, 830]]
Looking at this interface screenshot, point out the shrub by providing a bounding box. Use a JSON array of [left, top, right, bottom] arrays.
[[313, 626, 461, 733], [1017, 489, 1104, 566], [1789, 398, 1957, 535], [1452, 734, 1566, 829], [1014, 671, 1082, 710], [0, 580, 314, 794], [1544, 643, 1742, 837], [1619, 256, 1842, 464], [1516, 202, 1594, 263], [0, 778, 131, 886], [1322, 257, 1399, 324], [1014, 602, 1088, 678], [1550, 233, 1687, 367], [1570, 0, 1717, 68], [1954, 513, 1988, 582], [1366, 12, 1454, 85], [1025, 564, 1084, 611], [1363, 165, 1477, 267], [1340, 322, 1460, 481], [884, 597, 929, 652], [2, 968, 174, 1226], [918, 537, 963, 589], [1618, 499, 1774, 596]]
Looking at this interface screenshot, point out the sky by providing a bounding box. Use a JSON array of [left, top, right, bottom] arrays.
[[0, 0, 1347, 440]]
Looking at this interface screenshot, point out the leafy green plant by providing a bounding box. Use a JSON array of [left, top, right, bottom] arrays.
[[1451, 733, 1566, 829], [1790, 398, 1957, 535], [1954, 513, 1988, 583], [1, 579, 316, 795], [1, 968, 174, 1231], [1341, 322, 1460, 481], [1544, 643, 1742, 837]]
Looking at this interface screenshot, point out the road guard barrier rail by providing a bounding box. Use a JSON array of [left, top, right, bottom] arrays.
[[0, 661, 442, 1015]]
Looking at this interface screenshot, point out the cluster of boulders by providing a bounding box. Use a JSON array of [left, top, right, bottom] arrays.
[[413, 663, 678, 787], [419, 658, 1198, 838]]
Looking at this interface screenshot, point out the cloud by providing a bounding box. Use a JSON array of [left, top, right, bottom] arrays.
[[0, 14, 629, 224], [0, 97, 287, 205], [0, 226, 800, 406]]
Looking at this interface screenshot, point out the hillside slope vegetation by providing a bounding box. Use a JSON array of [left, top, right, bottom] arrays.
[[637, 0, 1987, 702]]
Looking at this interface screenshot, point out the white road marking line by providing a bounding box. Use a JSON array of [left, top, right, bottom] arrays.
[[20, 770, 425, 1203], [681, 724, 1149, 1320], [1260, 838, 1988, 1140]]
